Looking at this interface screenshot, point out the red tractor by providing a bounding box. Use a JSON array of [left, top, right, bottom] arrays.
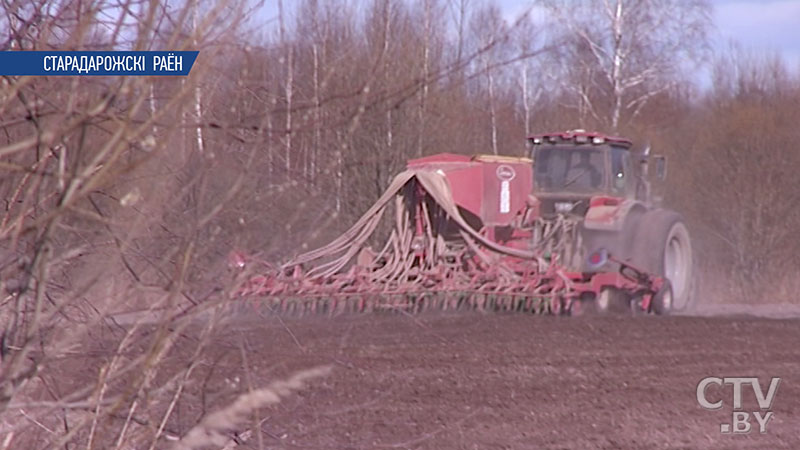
[[526, 130, 694, 313], [236, 130, 694, 316]]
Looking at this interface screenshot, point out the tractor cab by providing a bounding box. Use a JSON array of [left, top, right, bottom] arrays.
[[529, 131, 635, 198], [527, 130, 666, 216]]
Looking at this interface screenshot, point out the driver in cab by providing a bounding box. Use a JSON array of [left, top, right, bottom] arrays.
[[565, 152, 602, 189]]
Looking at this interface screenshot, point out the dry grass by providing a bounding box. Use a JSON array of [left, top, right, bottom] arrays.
[[173, 365, 332, 450]]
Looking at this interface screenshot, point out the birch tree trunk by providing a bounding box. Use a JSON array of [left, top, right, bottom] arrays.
[[312, 43, 321, 182], [279, 0, 293, 173], [417, 0, 432, 158], [521, 63, 530, 136], [487, 57, 498, 154], [192, 1, 205, 154]]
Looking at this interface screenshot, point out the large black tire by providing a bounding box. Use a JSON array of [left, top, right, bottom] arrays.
[[579, 207, 644, 272], [651, 279, 674, 315], [633, 210, 695, 313], [596, 287, 630, 313]]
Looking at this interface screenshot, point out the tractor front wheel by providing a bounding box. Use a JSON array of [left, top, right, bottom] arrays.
[[597, 287, 630, 314], [651, 280, 674, 315]]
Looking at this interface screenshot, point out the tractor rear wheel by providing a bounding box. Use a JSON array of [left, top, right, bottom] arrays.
[[635, 210, 695, 314]]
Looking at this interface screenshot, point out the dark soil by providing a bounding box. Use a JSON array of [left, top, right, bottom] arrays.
[[173, 311, 800, 450]]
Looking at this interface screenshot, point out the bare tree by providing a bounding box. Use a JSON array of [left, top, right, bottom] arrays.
[[279, 0, 294, 173], [0, 1, 302, 448], [671, 49, 800, 301], [449, 0, 470, 65], [416, 0, 441, 157], [514, 15, 543, 136], [470, 3, 509, 154], [540, 0, 711, 131]]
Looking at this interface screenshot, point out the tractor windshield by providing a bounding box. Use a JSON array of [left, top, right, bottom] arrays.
[[533, 146, 606, 193]]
